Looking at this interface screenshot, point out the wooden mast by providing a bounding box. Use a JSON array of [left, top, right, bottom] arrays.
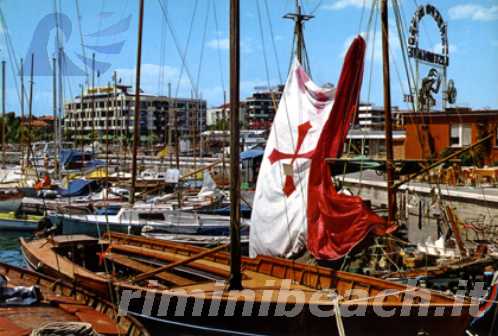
[[27, 53, 34, 164], [1, 60, 5, 168], [20, 59, 24, 170], [130, 0, 145, 205], [228, 0, 242, 290], [284, 0, 314, 71], [380, 0, 396, 224], [80, 84, 85, 156], [91, 53, 96, 153], [57, 48, 63, 178], [52, 57, 58, 176]]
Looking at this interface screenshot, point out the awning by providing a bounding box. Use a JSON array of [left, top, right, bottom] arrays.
[[240, 148, 264, 161], [58, 179, 99, 197]]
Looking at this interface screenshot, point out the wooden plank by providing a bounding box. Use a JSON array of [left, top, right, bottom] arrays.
[[105, 252, 195, 287], [446, 206, 468, 257], [110, 243, 233, 279], [132, 243, 230, 283]]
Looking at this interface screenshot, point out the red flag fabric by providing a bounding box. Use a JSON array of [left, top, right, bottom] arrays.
[[307, 36, 395, 260]]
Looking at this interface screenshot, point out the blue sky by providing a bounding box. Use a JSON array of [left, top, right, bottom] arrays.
[[0, 0, 497, 116]]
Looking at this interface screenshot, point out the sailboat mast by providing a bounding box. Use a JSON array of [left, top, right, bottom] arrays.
[[57, 48, 63, 178], [20, 59, 24, 165], [80, 84, 85, 155], [228, 0, 242, 290], [1, 60, 6, 168], [52, 57, 57, 171], [284, 0, 314, 72], [130, 0, 145, 205], [27, 53, 34, 163], [295, 0, 303, 63], [91, 53, 96, 153], [380, 0, 396, 224]]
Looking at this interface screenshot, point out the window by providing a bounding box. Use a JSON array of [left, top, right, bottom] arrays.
[[450, 124, 471, 147], [138, 212, 165, 221]]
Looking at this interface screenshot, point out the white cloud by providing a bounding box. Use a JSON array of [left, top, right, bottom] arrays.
[[207, 38, 229, 50], [207, 37, 253, 53], [448, 4, 498, 21], [323, 0, 367, 11], [433, 42, 458, 54], [200, 85, 224, 107], [340, 30, 400, 62], [240, 79, 268, 92], [323, 0, 400, 11]]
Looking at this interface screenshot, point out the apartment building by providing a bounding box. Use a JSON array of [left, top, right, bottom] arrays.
[[64, 85, 206, 147]]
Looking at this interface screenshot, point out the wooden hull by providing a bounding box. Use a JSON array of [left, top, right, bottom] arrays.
[[20, 233, 475, 335], [20, 236, 112, 298], [0, 261, 150, 336], [120, 289, 470, 336]]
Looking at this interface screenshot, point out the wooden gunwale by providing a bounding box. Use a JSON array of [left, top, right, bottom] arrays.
[[22, 233, 473, 308], [105, 232, 466, 304]]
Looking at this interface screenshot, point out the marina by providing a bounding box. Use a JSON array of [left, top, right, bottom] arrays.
[[0, 0, 497, 335]]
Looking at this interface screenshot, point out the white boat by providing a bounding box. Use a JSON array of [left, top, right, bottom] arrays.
[[48, 206, 250, 237]]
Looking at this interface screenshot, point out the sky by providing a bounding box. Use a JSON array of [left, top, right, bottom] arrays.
[[0, 0, 497, 116]]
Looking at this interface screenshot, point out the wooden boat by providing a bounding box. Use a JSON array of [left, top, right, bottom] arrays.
[[0, 211, 43, 231], [20, 232, 476, 335], [0, 261, 150, 336]]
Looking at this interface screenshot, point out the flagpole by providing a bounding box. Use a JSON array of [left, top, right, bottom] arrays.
[[381, 0, 396, 224], [228, 0, 242, 290], [130, 0, 145, 205]]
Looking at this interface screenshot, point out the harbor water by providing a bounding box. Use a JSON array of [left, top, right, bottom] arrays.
[[0, 231, 27, 267]]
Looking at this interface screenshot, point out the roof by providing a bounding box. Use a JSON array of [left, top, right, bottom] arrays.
[[400, 109, 498, 124], [347, 129, 406, 140], [30, 120, 49, 128]]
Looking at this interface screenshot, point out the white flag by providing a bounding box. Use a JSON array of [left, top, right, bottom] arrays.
[[249, 60, 335, 258]]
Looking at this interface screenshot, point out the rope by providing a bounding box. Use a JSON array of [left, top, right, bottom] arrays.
[[334, 299, 346, 336], [212, 1, 226, 96], [194, 0, 210, 97], [74, 0, 89, 85], [31, 322, 100, 336], [157, 0, 168, 96], [342, 0, 377, 193], [256, 0, 294, 249]]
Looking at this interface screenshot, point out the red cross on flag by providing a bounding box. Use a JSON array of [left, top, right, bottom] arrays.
[[250, 36, 395, 259]]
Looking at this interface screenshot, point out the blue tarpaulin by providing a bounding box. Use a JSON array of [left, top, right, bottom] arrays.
[[60, 149, 101, 169], [240, 148, 264, 161], [58, 179, 99, 197]]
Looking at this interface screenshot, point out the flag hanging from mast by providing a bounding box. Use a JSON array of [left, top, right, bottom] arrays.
[[250, 36, 394, 259], [306, 36, 396, 260]]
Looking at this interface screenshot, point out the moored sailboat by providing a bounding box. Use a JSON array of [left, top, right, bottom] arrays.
[[20, 231, 477, 335], [19, 0, 479, 334]]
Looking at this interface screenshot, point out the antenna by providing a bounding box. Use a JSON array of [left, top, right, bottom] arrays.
[[284, 0, 314, 74]]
